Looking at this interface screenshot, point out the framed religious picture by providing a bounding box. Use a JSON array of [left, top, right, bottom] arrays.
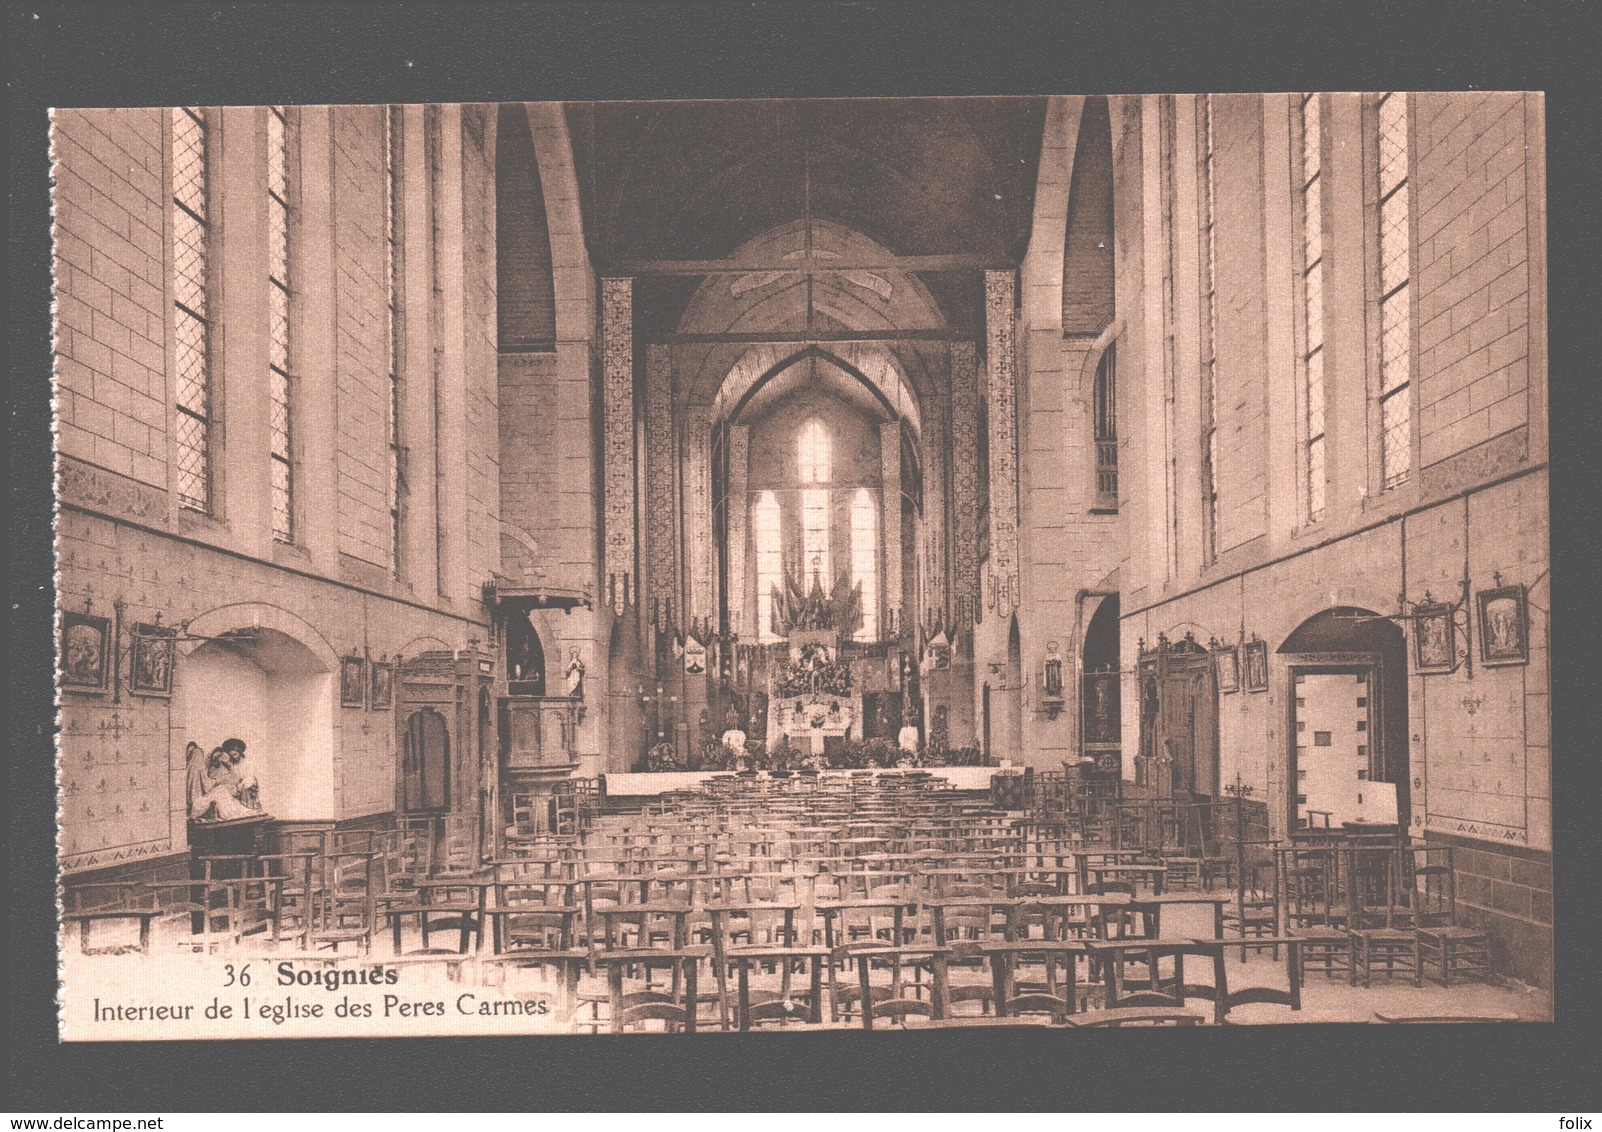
[[60, 611, 112, 693], [129, 623, 176, 696], [1081, 671, 1120, 744], [1477, 584, 1529, 667], [340, 654, 367, 707], [1242, 637, 1269, 692], [369, 658, 394, 710], [1413, 602, 1458, 674], [1214, 643, 1240, 693]]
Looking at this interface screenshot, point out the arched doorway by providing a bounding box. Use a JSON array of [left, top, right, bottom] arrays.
[[1279, 608, 1410, 833], [179, 627, 334, 822], [400, 707, 451, 813], [505, 612, 546, 695], [1136, 633, 1218, 802], [1081, 595, 1121, 772]]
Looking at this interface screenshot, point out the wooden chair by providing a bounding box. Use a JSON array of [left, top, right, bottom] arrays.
[[309, 851, 378, 955], [1411, 848, 1491, 986], [706, 902, 827, 1030], [486, 876, 587, 1019], [1348, 846, 1420, 987]]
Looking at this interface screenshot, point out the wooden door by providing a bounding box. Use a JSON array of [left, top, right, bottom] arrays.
[[401, 707, 450, 813]]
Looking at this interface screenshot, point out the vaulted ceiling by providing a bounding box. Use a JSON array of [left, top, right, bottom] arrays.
[[564, 97, 1048, 337]]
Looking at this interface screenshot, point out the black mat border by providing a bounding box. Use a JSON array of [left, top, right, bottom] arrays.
[[9, 0, 1601, 1113]]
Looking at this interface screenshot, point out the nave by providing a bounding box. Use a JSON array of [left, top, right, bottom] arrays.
[[63, 772, 1545, 1032]]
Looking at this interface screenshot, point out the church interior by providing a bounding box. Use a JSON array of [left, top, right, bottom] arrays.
[[51, 92, 1552, 1029]]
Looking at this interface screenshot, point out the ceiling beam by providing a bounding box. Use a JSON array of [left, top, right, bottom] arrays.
[[657, 329, 967, 345], [612, 254, 1011, 276]]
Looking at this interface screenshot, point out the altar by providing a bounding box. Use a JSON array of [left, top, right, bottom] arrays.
[[768, 629, 857, 757], [602, 766, 1009, 797]]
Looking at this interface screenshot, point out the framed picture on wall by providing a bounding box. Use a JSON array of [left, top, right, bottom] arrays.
[[340, 654, 367, 707], [1477, 584, 1528, 667], [129, 624, 176, 696], [1213, 644, 1239, 693], [1242, 637, 1269, 693], [1081, 671, 1119, 744], [369, 658, 394, 710], [1413, 602, 1458, 674], [60, 611, 112, 693]]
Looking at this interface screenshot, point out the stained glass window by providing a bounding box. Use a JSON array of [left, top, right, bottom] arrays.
[[753, 491, 782, 643], [802, 488, 830, 588], [798, 418, 830, 483], [1301, 93, 1327, 521], [1377, 93, 1411, 490], [851, 488, 878, 642], [267, 106, 294, 541], [171, 108, 211, 512]]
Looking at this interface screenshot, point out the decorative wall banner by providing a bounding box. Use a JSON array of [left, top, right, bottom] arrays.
[[601, 277, 636, 615], [725, 424, 749, 638], [686, 410, 714, 624], [984, 270, 1020, 618], [645, 344, 678, 630], [949, 343, 980, 628]]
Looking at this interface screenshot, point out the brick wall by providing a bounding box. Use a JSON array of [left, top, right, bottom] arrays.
[[461, 106, 503, 597], [1210, 95, 1269, 554], [51, 108, 169, 491], [332, 106, 394, 569], [1426, 833, 1552, 987], [1415, 93, 1532, 471]]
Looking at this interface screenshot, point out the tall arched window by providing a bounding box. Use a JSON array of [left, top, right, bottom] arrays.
[[798, 418, 830, 483], [1093, 344, 1118, 510], [1377, 92, 1412, 491], [851, 488, 878, 641], [753, 490, 782, 643], [797, 418, 831, 587], [802, 488, 830, 587]]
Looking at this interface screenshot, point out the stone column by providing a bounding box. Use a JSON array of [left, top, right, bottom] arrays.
[[878, 421, 902, 639], [684, 408, 715, 632], [724, 424, 749, 639], [600, 277, 635, 615], [920, 394, 948, 633]]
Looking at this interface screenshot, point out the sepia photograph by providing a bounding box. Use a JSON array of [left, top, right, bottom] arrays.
[[46, 83, 1555, 1046]]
